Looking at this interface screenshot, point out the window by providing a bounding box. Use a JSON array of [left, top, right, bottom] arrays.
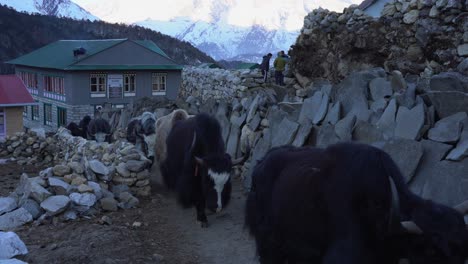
[[44, 76, 65, 95], [57, 107, 67, 127], [152, 73, 166, 95], [32, 104, 39, 121], [0, 108, 5, 138], [90, 74, 106, 96], [18, 72, 38, 88], [44, 104, 52, 126], [124, 74, 136, 95], [23, 106, 28, 118]]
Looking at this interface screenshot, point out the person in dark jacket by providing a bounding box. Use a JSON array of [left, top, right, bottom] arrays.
[[260, 53, 272, 82], [273, 52, 286, 86]]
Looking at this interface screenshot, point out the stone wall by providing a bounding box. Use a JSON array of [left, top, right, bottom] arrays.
[[177, 66, 468, 209], [290, 0, 468, 83], [0, 127, 152, 230]]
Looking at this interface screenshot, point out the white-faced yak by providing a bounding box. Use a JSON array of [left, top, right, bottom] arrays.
[[161, 113, 249, 227], [87, 117, 111, 143], [245, 143, 468, 264]]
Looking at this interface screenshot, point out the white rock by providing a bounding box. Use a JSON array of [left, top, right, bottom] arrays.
[[0, 232, 28, 259], [69, 193, 97, 207], [0, 198, 17, 216], [40, 196, 70, 216], [0, 208, 33, 231]]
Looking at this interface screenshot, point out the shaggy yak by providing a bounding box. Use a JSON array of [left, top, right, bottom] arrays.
[[161, 113, 249, 227], [126, 111, 157, 161], [87, 117, 111, 143], [245, 143, 468, 264], [66, 115, 91, 138]]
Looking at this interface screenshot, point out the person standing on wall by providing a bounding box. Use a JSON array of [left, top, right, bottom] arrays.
[[273, 51, 286, 86], [260, 53, 272, 82]]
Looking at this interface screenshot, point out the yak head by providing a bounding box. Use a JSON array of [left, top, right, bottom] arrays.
[[87, 118, 111, 143], [191, 132, 250, 213], [140, 112, 157, 161], [196, 153, 233, 213], [400, 200, 468, 264]]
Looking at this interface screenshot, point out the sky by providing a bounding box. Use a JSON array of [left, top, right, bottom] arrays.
[[71, 0, 363, 30]]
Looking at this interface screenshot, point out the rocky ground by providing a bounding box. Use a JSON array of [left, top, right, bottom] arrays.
[[0, 159, 257, 264]]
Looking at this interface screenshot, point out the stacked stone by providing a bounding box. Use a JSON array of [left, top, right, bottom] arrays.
[[0, 130, 152, 231], [291, 0, 467, 82], [180, 66, 303, 103], [0, 131, 58, 166], [240, 68, 467, 206]]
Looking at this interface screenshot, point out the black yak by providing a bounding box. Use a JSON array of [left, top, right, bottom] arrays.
[[127, 111, 157, 160], [245, 143, 468, 264], [87, 117, 111, 143], [161, 113, 249, 227], [66, 115, 91, 138]]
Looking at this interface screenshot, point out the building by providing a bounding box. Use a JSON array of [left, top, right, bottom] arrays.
[[7, 39, 183, 132], [0, 75, 36, 138], [358, 0, 392, 18], [198, 63, 222, 69], [236, 63, 260, 70]]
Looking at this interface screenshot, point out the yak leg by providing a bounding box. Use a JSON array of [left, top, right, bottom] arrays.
[[195, 196, 208, 227], [193, 180, 208, 228]]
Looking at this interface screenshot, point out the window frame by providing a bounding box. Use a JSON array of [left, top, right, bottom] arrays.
[[90, 73, 107, 97], [43, 103, 52, 126], [124, 73, 136, 96], [31, 104, 39, 121], [152, 73, 167, 96], [57, 107, 67, 128]]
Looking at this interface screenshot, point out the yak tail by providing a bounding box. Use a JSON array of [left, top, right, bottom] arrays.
[[160, 159, 175, 189], [245, 185, 259, 235], [175, 132, 197, 208], [176, 151, 196, 208]]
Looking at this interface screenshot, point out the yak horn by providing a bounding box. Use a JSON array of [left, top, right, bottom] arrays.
[[401, 221, 423, 235], [454, 201, 468, 215], [194, 156, 205, 166]]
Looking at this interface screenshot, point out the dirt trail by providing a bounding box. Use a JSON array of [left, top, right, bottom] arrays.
[[154, 180, 258, 264], [1, 160, 258, 264]]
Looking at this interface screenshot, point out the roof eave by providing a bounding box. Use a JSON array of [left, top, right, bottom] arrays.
[[0, 102, 38, 107]]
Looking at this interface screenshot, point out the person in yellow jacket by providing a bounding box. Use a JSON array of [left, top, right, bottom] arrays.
[[273, 51, 286, 86]]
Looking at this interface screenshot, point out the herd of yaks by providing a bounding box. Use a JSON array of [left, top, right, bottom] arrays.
[[66, 108, 468, 264]]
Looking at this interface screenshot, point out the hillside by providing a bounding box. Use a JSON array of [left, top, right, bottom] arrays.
[[0, 5, 216, 73]]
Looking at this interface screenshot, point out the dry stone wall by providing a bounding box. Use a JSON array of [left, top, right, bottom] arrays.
[[290, 0, 468, 83], [0, 128, 151, 230]]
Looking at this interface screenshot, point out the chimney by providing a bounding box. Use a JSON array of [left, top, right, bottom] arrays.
[[73, 47, 87, 57]]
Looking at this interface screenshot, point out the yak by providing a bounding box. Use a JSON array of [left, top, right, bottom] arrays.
[[87, 117, 111, 143], [245, 143, 468, 264], [127, 111, 157, 161], [66, 115, 91, 138], [161, 113, 249, 227], [154, 109, 190, 163]]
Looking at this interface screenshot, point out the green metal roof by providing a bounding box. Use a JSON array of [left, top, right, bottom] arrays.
[[198, 63, 222, 69], [6, 39, 177, 70], [133, 40, 170, 59], [236, 63, 260, 69]]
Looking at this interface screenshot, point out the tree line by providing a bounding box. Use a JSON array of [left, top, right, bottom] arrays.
[[0, 5, 216, 73]]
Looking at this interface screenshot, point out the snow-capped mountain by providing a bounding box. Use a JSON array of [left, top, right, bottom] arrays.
[[71, 0, 362, 62], [137, 18, 299, 61], [2, 0, 362, 62], [0, 0, 98, 21]]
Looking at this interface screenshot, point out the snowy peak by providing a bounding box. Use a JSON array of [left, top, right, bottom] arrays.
[[0, 0, 98, 21]]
